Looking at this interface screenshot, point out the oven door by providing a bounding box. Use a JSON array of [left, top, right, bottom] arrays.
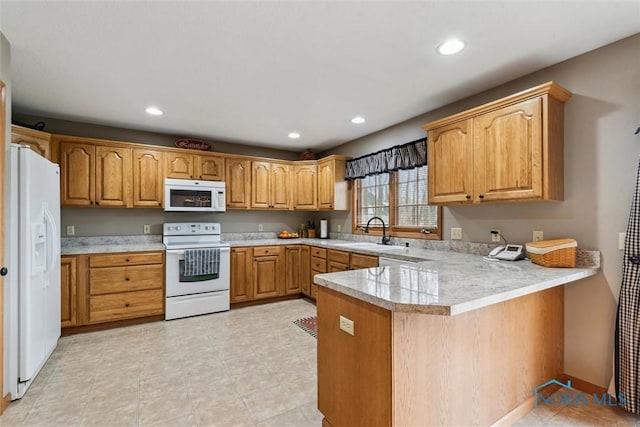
[[165, 248, 230, 297]]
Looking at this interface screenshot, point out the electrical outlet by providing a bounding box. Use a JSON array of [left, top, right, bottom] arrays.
[[620, 232, 626, 250], [258, 224, 263, 232], [533, 230, 544, 242], [339, 315, 354, 336], [143, 224, 151, 234], [491, 229, 501, 243], [451, 227, 462, 240], [66, 225, 75, 236]]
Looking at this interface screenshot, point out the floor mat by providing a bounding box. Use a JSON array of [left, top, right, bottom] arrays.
[[293, 316, 317, 338]]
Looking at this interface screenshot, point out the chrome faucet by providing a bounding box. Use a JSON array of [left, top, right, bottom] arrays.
[[364, 216, 391, 245]]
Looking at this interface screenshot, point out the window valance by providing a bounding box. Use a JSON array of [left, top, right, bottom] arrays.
[[345, 137, 427, 180]]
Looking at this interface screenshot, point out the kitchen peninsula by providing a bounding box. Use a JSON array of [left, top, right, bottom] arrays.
[[313, 250, 599, 427]]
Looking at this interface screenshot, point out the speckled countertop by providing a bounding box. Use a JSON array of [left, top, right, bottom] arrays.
[[314, 248, 599, 316], [61, 236, 165, 255]]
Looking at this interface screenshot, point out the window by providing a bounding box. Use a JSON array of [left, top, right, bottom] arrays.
[[354, 166, 441, 239]]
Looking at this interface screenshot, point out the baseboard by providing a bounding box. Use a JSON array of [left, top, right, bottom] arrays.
[[490, 383, 561, 427], [1, 392, 11, 414], [61, 315, 164, 336], [561, 374, 609, 396]]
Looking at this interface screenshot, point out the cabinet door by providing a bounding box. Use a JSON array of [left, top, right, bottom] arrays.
[[60, 142, 95, 206], [318, 159, 335, 209], [95, 145, 132, 207], [292, 164, 317, 210], [231, 247, 253, 303], [196, 154, 225, 181], [251, 161, 272, 208], [427, 119, 474, 204], [271, 162, 291, 209], [301, 246, 311, 296], [474, 97, 542, 202], [253, 253, 282, 299], [226, 158, 251, 209], [165, 152, 194, 179], [285, 246, 302, 295], [133, 148, 164, 208], [350, 253, 379, 269], [61, 256, 77, 328], [11, 125, 52, 160]]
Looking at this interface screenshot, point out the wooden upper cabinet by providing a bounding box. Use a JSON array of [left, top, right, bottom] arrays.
[[133, 148, 164, 208], [165, 152, 194, 179], [196, 154, 224, 181], [474, 97, 542, 202], [293, 163, 317, 210], [251, 161, 291, 209], [427, 119, 474, 204], [11, 125, 53, 161], [318, 156, 350, 210], [60, 142, 95, 206], [95, 145, 132, 207], [226, 158, 251, 209], [423, 81, 571, 205]]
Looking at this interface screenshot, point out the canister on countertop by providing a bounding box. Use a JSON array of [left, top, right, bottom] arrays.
[[320, 219, 328, 239]]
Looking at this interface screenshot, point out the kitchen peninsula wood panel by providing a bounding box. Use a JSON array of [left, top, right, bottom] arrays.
[[316, 285, 564, 426]]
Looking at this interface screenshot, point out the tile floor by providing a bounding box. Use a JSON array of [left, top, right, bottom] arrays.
[[1, 298, 639, 426]]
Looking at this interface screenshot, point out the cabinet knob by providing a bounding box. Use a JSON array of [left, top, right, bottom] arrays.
[[90, 201, 94, 205], [466, 194, 471, 200], [199, 176, 202, 179], [125, 258, 130, 262], [125, 303, 130, 307], [0, 267, 7, 276], [125, 277, 130, 281], [479, 194, 485, 199], [95, 201, 100, 205]]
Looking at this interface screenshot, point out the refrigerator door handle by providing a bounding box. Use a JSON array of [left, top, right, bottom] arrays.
[[43, 204, 58, 278]]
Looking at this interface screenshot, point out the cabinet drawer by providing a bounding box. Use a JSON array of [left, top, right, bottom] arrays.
[[89, 265, 164, 295], [310, 247, 327, 259], [350, 253, 379, 269], [328, 249, 349, 264], [253, 246, 280, 257], [311, 257, 327, 273], [89, 252, 163, 268], [89, 289, 164, 324]]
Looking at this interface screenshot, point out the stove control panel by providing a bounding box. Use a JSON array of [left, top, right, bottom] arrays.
[[163, 222, 221, 236]]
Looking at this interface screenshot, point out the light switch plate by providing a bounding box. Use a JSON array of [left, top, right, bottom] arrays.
[[339, 315, 354, 336], [620, 232, 626, 250], [143, 224, 151, 234], [66, 225, 75, 236]]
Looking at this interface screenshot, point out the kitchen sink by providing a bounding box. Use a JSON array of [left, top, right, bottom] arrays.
[[333, 242, 402, 252]]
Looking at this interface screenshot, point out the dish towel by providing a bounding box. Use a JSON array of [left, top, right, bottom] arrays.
[[184, 248, 220, 277], [616, 153, 640, 413]]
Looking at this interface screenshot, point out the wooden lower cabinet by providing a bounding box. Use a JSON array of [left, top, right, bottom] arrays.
[[231, 247, 254, 303], [60, 256, 78, 327], [253, 246, 284, 299], [87, 251, 164, 324], [328, 249, 349, 272], [285, 246, 302, 295], [300, 246, 311, 297], [350, 253, 379, 269]]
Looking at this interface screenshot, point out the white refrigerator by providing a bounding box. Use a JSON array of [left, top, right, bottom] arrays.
[[4, 144, 61, 400]]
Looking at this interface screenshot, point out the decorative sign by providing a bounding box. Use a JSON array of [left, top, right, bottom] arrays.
[[174, 138, 212, 151]]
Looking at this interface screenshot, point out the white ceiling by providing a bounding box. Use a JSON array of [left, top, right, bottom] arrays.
[[1, 1, 639, 152]]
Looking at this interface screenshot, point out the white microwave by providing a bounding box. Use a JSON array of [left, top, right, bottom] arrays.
[[164, 178, 226, 212]]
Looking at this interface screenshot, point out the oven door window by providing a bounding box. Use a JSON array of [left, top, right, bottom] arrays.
[[179, 259, 219, 282], [169, 189, 212, 208]]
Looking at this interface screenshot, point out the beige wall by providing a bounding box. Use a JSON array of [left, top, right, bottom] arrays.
[[324, 34, 640, 387]]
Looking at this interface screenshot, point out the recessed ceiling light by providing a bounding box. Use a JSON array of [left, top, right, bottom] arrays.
[[437, 39, 465, 55], [351, 116, 366, 124], [145, 106, 164, 116], [288, 132, 300, 139]]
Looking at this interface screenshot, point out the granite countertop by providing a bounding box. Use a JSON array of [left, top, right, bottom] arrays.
[[314, 249, 599, 316], [61, 236, 165, 255]]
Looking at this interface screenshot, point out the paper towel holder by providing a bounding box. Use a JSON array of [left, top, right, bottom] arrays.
[[320, 218, 329, 239]]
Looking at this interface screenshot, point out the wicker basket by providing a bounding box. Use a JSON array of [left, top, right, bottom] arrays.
[[525, 238, 577, 268]]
